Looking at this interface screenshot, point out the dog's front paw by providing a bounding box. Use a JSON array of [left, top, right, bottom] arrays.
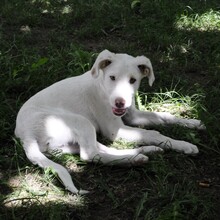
[[181, 118, 206, 130], [189, 119, 206, 130], [132, 154, 149, 166], [197, 121, 206, 130], [180, 143, 199, 155]]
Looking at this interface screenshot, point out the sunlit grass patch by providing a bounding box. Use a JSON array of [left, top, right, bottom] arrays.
[[110, 139, 136, 150], [175, 9, 220, 31], [3, 169, 87, 209], [136, 90, 205, 119], [2, 144, 88, 212]]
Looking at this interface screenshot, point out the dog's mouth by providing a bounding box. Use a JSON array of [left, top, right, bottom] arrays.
[[112, 107, 127, 116]]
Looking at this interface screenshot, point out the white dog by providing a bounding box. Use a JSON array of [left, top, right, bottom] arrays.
[[15, 50, 204, 194]]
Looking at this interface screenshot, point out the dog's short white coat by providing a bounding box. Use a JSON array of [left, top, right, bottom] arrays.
[[15, 50, 204, 194]]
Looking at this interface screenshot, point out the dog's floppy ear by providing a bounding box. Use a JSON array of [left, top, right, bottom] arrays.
[[91, 49, 114, 78], [136, 56, 155, 86]]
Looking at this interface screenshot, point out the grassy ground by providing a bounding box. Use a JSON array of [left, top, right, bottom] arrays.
[[0, 0, 220, 219]]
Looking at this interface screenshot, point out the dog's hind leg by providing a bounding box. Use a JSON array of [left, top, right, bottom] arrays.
[[73, 121, 153, 166], [75, 124, 150, 166], [94, 142, 164, 166]]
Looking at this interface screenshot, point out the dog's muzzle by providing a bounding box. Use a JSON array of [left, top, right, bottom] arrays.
[[112, 107, 127, 116]]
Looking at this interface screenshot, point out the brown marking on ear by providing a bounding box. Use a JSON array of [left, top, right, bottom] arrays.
[[138, 64, 150, 76], [91, 68, 96, 76], [91, 59, 112, 78], [99, 59, 112, 69]]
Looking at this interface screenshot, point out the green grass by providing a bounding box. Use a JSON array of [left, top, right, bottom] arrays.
[[175, 8, 220, 31], [1, 0, 220, 219]]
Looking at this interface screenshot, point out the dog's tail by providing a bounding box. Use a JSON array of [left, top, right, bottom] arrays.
[[23, 140, 87, 194]]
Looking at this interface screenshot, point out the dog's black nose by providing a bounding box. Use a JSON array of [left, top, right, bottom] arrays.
[[115, 98, 125, 109]]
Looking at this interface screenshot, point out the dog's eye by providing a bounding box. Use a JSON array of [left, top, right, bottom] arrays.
[[110, 76, 116, 81], [129, 77, 136, 84]]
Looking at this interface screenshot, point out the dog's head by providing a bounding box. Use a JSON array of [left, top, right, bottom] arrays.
[[91, 50, 155, 117]]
